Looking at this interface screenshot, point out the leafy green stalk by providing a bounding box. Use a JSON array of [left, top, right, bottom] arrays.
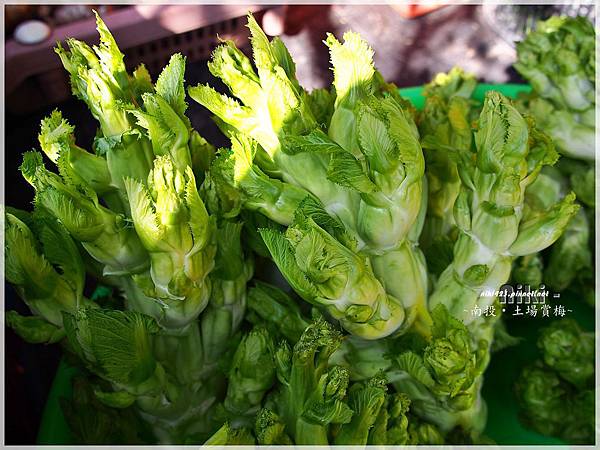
[[190, 14, 429, 339], [259, 204, 406, 339], [22, 151, 150, 276], [270, 319, 353, 444], [5, 210, 90, 330], [422, 94, 577, 433], [389, 305, 488, 432], [223, 328, 276, 419], [334, 374, 388, 444], [124, 156, 216, 329], [418, 68, 478, 257], [55, 12, 157, 210], [429, 92, 577, 332], [39, 110, 112, 196], [246, 281, 311, 343], [8, 13, 250, 447], [55, 11, 152, 137]]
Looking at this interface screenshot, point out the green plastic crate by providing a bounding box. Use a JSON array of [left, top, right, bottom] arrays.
[[37, 82, 587, 446]]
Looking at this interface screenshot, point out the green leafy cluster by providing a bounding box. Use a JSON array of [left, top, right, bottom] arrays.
[[511, 15, 595, 313], [508, 18, 596, 445], [189, 15, 430, 340], [6, 13, 250, 444], [515, 319, 594, 444], [515, 16, 595, 160], [417, 67, 479, 278], [4, 11, 593, 446], [389, 305, 489, 433], [205, 318, 449, 445], [428, 90, 577, 339], [511, 162, 594, 302]]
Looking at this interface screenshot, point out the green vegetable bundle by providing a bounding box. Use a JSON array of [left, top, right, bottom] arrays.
[[189, 17, 429, 340], [7, 13, 251, 443], [4, 11, 593, 446], [514, 16, 595, 160], [510, 17, 595, 314], [516, 319, 594, 444]]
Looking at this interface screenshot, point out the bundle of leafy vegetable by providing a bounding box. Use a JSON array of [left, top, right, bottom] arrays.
[[4, 11, 591, 445], [514, 16, 595, 161], [7, 12, 252, 443], [515, 319, 594, 444], [512, 161, 594, 299], [190, 17, 431, 341], [511, 15, 595, 298], [507, 16, 596, 445]]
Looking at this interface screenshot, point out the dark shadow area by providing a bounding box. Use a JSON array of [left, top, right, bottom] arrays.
[[5, 285, 62, 444]]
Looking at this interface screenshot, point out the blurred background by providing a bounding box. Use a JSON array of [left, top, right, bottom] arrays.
[[4, 3, 595, 444]]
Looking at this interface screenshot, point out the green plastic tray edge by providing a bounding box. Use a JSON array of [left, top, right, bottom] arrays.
[[402, 83, 531, 110], [37, 359, 77, 444]]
